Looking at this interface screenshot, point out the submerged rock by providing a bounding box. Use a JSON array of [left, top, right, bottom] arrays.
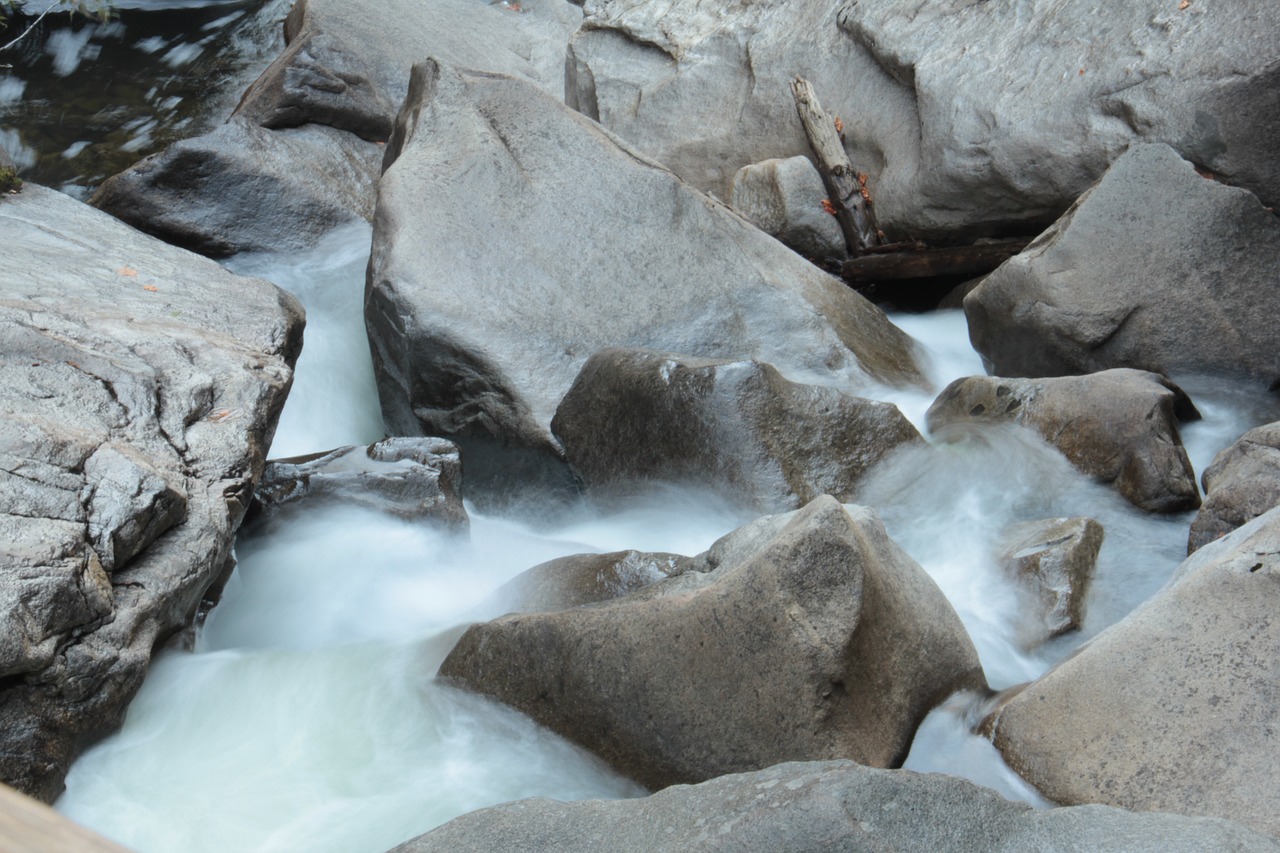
[[729, 156, 845, 259], [551, 349, 922, 512], [984, 505, 1280, 837], [926, 370, 1201, 512], [392, 760, 1280, 853], [1189, 422, 1280, 553], [997, 517, 1103, 644], [252, 437, 468, 531], [438, 496, 984, 790], [0, 184, 303, 800], [367, 60, 924, 489], [966, 144, 1280, 386]]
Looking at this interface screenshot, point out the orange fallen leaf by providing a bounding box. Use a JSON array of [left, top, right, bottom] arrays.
[[1079, 68, 1085, 75], [117, 266, 138, 276], [821, 198, 837, 216], [1178, 0, 1189, 8], [833, 116, 844, 134], [142, 285, 158, 292]]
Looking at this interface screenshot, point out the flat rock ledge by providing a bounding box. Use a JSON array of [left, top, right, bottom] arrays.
[[0, 184, 303, 800]]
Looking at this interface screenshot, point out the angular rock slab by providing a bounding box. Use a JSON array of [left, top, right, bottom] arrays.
[[926, 369, 1201, 512], [234, 0, 583, 141], [966, 144, 1280, 386], [392, 760, 1280, 853], [368, 60, 924, 470], [569, 0, 1280, 238], [91, 119, 382, 258], [729, 156, 845, 260], [998, 517, 1103, 644], [0, 184, 303, 800], [438, 496, 984, 791], [1189, 421, 1280, 553], [552, 349, 922, 512], [252, 437, 468, 531], [984, 505, 1280, 837]]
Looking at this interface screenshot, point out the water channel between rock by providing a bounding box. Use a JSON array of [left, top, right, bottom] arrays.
[[49, 221, 1274, 852]]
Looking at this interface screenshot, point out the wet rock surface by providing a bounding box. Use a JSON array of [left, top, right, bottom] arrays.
[[1189, 421, 1280, 553], [926, 370, 1201, 512], [492, 550, 693, 614], [0, 184, 303, 800], [438, 496, 984, 790], [997, 517, 1103, 644]]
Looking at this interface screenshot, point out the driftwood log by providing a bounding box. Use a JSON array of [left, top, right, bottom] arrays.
[[841, 238, 1032, 284]]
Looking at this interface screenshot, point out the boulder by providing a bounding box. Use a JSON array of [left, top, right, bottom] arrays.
[[984, 505, 1280, 837], [234, 0, 582, 141], [568, 0, 1280, 239], [492, 550, 693, 613], [1189, 422, 1280, 553], [392, 760, 1280, 853], [728, 156, 845, 260], [91, 119, 382, 258], [437, 496, 985, 790], [551, 349, 922, 512], [965, 144, 1280, 386], [250, 437, 468, 531], [926, 370, 1201, 512], [367, 60, 924, 487], [997, 517, 1103, 644], [0, 184, 303, 800]]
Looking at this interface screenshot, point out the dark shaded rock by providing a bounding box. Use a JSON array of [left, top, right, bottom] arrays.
[[252, 437, 467, 531], [91, 119, 381, 258], [984, 506, 1280, 837], [393, 760, 1280, 853], [438, 496, 984, 790], [0, 184, 303, 800], [367, 60, 924, 488], [926, 370, 1200, 512], [998, 517, 1103, 644], [552, 349, 922, 512], [729, 156, 845, 259], [493, 550, 694, 614], [1189, 422, 1280, 553], [966, 144, 1280, 386]]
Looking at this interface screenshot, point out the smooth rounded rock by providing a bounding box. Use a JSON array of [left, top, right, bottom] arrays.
[[1189, 422, 1280, 553]]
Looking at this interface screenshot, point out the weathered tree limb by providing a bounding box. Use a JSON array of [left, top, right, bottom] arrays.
[[840, 238, 1032, 284], [791, 76, 881, 256]]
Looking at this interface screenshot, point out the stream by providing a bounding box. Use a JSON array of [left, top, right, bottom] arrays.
[[4, 3, 1277, 851]]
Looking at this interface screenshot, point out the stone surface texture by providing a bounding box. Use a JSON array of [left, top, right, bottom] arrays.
[[998, 517, 1103, 643], [367, 60, 923, 477], [0, 185, 303, 800], [492, 549, 693, 614], [985, 505, 1280, 837], [728, 156, 846, 259], [392, 760, 1280, 853], [926, 369, 1201, 512], [966, 144, 1280, 386], [1189, 421, 1280, 553], [438, 496, 984, 790], [552, 348, 922, 512]]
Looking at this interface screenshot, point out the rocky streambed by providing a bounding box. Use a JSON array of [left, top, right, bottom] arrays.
[[2, 0, 1280, 850]]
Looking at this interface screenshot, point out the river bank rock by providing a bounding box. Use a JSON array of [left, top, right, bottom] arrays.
[[92, 120, 381, 258], [926, 370, 1201, 512], [728, 157, 845, 260], [998, 517, 1102, 644], [367, 60, 923, 489], [0, 184, 303, 801], [250, 437, 467, 531], [966, 144, 1280, 385], [551, 349, 921, 512], [1189, 422, 1280, 553], [438, 496, 984, 790], [492, 550, 693, 613], [984, 505, 1280, 837], [568, 0, 1280, 240], [392, 760, 1280, 853]]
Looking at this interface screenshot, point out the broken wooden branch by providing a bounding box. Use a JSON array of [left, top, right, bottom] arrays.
[[790, 76, 882, 256], [840, 238, 1032, 284]]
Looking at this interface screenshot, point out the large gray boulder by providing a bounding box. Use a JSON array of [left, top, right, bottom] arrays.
[[251, 437, 468, 531], [568, 0, 1280, 239], [492, 550, 693, 614], [984, 505, 1280, 837], [92, 119, 381, 258], [235, 0, 582, 141], [392, 760, 1280, 853], [997, 517, 1103, 644], [926, 370, 1201, 512], [368, 60, 924, 486], [1189, 422, 1280, 553], [965, 144, 1280, 386], [729, 156, 845, 260], [551, 348, 922, 512], [0, 185, 303, 800], [437, 496, 984, 791]]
